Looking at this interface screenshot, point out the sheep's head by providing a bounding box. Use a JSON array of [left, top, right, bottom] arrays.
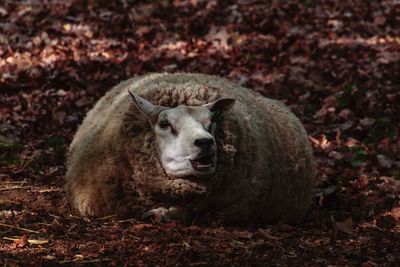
[[128, 90, 235, 178]]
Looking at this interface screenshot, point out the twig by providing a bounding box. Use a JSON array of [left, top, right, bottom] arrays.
[[0, 223, 40, 234], [117, 218, 139, 223], [37, 188, 62, 193], [59, 258, 112, 264], [0, 185, 32, 191], [95, 214, 117, 221], [0, 180, 27, 185], [0, 200, 21, 204], [3, 236, 49, 245]]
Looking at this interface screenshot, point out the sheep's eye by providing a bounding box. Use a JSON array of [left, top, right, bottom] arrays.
[[158, 120, 170, 129], [208, 122, 216, 133]]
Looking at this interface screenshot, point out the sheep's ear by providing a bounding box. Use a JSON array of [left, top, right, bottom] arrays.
[[128, 90, 164, 122], [204, 98, 236, 118]]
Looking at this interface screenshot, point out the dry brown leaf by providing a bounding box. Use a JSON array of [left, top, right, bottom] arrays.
[[389, 207, 400, 221], [13, 235, 29, 248], [335, 217, 353, 235], [133, 223, 153, 230]]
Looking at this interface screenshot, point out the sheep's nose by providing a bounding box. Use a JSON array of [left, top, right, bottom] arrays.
[[194, 138, 214, 148]]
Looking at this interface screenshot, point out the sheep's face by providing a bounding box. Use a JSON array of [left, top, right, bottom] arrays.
[[129, 91, 235, 178], [155, 106, 217, 178]]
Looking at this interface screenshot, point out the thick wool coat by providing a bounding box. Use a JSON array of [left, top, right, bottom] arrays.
[[65, 73, 314, 224]]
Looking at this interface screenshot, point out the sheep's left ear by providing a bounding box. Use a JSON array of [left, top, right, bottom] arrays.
[[204, 98, 236, 116], [128, 90, 165, 123]]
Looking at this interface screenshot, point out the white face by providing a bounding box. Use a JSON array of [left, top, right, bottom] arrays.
[[129, 92, 235, 178], [155, 106, 217, 177]]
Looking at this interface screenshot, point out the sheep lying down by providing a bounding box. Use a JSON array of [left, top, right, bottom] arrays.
[[65, 73, 314, 224]]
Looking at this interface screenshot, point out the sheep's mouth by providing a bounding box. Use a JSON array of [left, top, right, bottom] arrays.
[[189, 155, 215, 172]]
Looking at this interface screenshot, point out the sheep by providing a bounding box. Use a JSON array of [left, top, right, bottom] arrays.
[[64, 73, 315, 224]]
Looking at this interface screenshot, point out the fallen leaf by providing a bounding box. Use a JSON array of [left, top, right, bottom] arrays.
[[378, 176, 400, 193], [389, 207, 400, 221], [13, 235, 29, 248], [335, 218, 353, 235], [133, 223, 153, 230], [163, 221, 177, 229]]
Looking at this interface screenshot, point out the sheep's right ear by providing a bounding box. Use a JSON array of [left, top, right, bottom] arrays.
[[204, 97, 236, 114], [128, 90, 164, 123]]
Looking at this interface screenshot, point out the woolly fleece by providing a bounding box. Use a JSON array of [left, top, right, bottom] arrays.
[[65, 73, 314, 224]]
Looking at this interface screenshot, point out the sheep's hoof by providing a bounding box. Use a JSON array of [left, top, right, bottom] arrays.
[[142, 206, 188, 223], [142, 207, 170, 223]]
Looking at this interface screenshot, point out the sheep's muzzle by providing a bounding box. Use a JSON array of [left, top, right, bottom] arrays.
[[189, 154, 215, 171]]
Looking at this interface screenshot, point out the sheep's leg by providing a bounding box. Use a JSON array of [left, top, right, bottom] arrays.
[[66, 172, 141, 218], [68, 186, 105, 217], [142, 206, 189, 223]]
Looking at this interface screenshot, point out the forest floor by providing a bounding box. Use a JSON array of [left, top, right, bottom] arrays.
[[1, 0, 399, 266]]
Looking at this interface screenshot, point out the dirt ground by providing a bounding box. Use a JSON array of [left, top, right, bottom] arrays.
[[1, 0, 399, 265]]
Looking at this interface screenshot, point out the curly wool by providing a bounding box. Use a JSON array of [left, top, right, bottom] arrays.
[[65, 73, 314, 224]]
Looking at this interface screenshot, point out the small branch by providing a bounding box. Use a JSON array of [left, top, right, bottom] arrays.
[[0, 200, 21, 204], [0, 223, 40, 234], [3, 236, 49, 245], [0, 185, 32, 191], [0, 180, 27, 185], [95, 214, 117, 221], [117, 218, 139, 223]]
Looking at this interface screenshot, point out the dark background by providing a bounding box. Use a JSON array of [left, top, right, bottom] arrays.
[[1, 0, 399, 265]]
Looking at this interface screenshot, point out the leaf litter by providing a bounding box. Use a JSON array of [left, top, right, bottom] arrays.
[[1, 0, 399, 265]]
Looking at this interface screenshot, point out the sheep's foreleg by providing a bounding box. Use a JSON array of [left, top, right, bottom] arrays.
[[142, 206, 189, 223]]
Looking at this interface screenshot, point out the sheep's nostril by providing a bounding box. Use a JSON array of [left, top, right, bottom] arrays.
[[194, 138, 214, 148]]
